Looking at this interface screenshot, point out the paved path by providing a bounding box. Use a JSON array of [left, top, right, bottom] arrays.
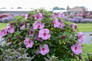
[[0, 32, 92, 44], [83, 32, 92, 44]]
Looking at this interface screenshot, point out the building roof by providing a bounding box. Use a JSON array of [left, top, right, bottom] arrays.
[[68, 6, 85, 12], [53, 10, 67, 13]]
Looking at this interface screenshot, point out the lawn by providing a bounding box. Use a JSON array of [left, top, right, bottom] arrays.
[[0, 23, 8, 31], [0, 23, 92, 32], [76, 23, 92, 32], [82, 44, 92, 60]]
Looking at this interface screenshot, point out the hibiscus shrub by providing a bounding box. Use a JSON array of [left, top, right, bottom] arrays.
[[0, 9, 84, 61]]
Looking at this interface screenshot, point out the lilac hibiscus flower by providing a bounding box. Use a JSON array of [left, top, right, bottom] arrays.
[[38, 29, 51, 40], [24, 37, 34, 48], [60, 23, 65, 29], [33, 21, 44, 29], [78, 32, 84, 43], [20, 25, 25, 30], [53, 18, 60, 28], [34, 13, 43, 20], [7, 25, 15, 33], [71, 43, 82, 55], [0, 28, 7, 37], [25, 13, 29, 20], [39, 44, 49, 55], [71, 23, 76, 32]]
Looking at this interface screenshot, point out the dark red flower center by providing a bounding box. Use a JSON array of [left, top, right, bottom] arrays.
[[11, 26, 13, 29], [75, 47, 77, 50], [38, 25, 40, 28], [42, 48, 45, 51], [28, 41, 31, 44], [43, 33, 46, 36], [37, 16, 39, 19], [61, 24, 62, 26], [79, 35, 83, 39], [4, 31, 6, 34], [31, 31, 33, 34]]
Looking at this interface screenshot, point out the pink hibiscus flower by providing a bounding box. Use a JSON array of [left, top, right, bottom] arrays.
[[78, 32, 84, 43], [24, 37, 34, 48], [34, 13, 43, 20], [71, 23, 76, 32], [0, 28, 7, 37], [71, 43, 82, 55], [53, 13, 61, 18], [7, 25, 15, 33], [38, 29, 51, 40], [20, 25, 25, 30], [33, 21, 44, 29], [25, 13, 29, 20], [60, 23, 65, 29], [39, 44, 49, 55], [53, 18, 60, 28]]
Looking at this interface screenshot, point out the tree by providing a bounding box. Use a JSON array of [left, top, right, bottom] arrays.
[[17, 7, 22, 9], [67, 5, 70, 10], [53, 6, 65, 10]]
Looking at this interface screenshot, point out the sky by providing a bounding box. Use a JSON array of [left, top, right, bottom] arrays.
[[0, 0, 92, 11]]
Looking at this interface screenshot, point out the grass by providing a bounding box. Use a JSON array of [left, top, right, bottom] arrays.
[[82, 44, 92, 60], [76, 23, 92, 32], [0, 23, 92, 32], [0, 23, 8, 31]]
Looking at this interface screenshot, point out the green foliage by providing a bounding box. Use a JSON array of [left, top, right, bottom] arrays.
[[2, 9, 81, 61]]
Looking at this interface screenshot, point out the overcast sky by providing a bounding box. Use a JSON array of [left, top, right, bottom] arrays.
[[0, 0, 92, 10]]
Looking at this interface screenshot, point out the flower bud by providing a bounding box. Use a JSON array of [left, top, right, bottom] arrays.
[[63, 36, 66, 38], [79, 55, 82, 60], [7, 42, 12, 47], [60, 36, 63, 39], [10, 23, 13, 25], [26, 22, 28, 24], [75, 26, 77, 29], [17, 36, 20, 39], [20, 24, 24, 26], [60, 36, 66, 39]]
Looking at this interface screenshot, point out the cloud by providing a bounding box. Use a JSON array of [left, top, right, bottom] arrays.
[[0, 0, 92, 10]]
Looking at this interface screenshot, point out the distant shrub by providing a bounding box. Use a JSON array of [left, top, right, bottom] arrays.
[[66, 17, 92, 23], [0, 19, 2, 23], [0, 48, 33, 61], [2, 17, 9, 23], [2, 16, 14, 23], [83, 19, 92, 23]]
